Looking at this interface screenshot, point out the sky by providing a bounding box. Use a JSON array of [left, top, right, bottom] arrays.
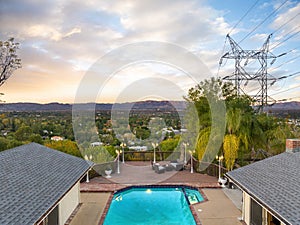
[[0, 0, 300, 104]]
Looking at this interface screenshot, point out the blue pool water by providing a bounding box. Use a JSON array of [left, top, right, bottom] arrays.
[[103, 187, 204, 225]]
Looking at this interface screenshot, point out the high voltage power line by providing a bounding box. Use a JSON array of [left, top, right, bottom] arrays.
[[270, 29, 300, 51], [238, 0, 289, 44], [217, 0, 261, 77], [228, 0, 261, 35], [269, 54, 300, 72], [271, 11, 300, 35], [271, 80, 300, 96], [218, 0, 300, 110]]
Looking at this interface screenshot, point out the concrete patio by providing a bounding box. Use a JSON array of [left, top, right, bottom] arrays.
[[70, 161, 244, 225], [69, 193, 110, 225], [195, 189, 244, 225], [81, 161, 220, 191]]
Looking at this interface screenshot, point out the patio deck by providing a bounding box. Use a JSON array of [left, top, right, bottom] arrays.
[[72, 161, 244, 225], [195, 189, 244, 225], [81, 161, 220, 192]]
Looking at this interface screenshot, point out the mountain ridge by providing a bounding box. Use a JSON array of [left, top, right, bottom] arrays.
[[0, 100, 187, 112], [0, 100, 299, 112]]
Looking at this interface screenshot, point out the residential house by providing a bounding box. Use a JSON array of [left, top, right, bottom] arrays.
[[128, 146, 148, 151], [90, 141, 103, 147], [0, 143, 92, 225], [51, 136, 64, 141], [226, 139, 300, 225]]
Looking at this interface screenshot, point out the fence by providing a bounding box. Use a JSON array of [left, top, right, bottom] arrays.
[[124, 151, 181, 162], [91, 152, 227, 179], [92, 155, 118, 177], [193, 158, 228, 178]]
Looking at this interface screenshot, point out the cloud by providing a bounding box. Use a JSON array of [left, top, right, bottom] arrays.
[[112, 0, 230, 45], [25, 25, 62, 41], [24, 25, 82, 41], [250, 33, 269, 41], [0, 0, 231, 103], [65, 27, 82, 38], [270, 2, 300, 41]]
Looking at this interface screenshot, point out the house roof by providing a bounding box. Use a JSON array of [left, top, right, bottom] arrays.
[[226, 152, 300, 225], [0, 143, 91, 225]]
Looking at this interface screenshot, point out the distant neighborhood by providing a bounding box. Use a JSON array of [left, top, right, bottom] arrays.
[[0, 101, 187, 161]]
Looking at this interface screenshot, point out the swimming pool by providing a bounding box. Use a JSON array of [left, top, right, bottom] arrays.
[[103, 186, 204, 225]]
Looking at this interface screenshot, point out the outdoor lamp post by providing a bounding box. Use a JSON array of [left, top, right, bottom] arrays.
[[152, 142, 158, 163], [120, 142, 126, 163], [216, 155, 224, 182], [116, 150, 122, 174], [183, 142, 189, 164], [84, 154, 92, 182], [189, 150, 195, 173], [86, 170, 90, 183]]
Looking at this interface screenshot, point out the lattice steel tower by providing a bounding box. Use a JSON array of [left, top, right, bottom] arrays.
[[220, 34, 277, 112]]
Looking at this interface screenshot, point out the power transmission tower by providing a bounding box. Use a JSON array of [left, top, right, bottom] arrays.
[[220, 34, 278, 112]]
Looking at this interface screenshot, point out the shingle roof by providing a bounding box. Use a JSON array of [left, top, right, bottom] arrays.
[[226, 152, 300, 225], [0, 143, 91, 225]]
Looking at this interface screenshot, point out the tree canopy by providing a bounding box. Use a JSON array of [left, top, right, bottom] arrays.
[[185, 77, 294, 170]]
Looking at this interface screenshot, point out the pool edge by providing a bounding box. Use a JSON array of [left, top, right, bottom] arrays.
[[98, 185, 210, 225], [98, 192, 114, 225]]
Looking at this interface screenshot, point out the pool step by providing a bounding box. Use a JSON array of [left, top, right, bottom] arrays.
[[183, 188, 202, 205], [187, 194, 199, 204]]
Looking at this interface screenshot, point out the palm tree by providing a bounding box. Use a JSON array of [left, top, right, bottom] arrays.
[[223, 107, 241, 170], [223, 134, 239, 170], [223, 95, 254, 170], [196, 127, 210, 161]]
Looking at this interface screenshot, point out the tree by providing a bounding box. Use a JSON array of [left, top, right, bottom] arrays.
[[256, 113, 294, 155], [0, 137, 9, 151], [0, 38, 21, 86], [224, 107, 241, 165], [29, 134, 43, 144], [14, 125, 33, 141], [186, 77, 293, 170], [223, 134, 239, 170], [81, 145, 114, 163], [160, 135, 180, 151], [223, 97, 247, 168], [196, 127, 210, 161], [45, 140, 82, 157], [185, 77, 231, 163], [134, 126, 150, 140]]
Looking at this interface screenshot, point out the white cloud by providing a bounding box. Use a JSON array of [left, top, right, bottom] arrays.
[[0, 0, 231, 103], [64, 27, 82, 38], [271, 2, 300, 40], [26, 25, 62, 41], [250, 33, 269, 41]]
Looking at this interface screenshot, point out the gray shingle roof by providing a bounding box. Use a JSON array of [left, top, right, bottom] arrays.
[[226, 152, 300, 225], [0, 143, 91, 225]]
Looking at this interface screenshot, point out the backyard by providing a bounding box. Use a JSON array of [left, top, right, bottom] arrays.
[[69, 161, 244, 225]]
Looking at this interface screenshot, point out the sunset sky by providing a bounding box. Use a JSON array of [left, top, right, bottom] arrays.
[[0, 0, 300, 103]]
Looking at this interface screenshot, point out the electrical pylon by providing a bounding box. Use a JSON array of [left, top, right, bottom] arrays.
[[220, 34, 277, 112]]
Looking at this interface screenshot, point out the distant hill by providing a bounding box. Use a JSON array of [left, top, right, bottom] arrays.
[[0, 102, 72, 112], [1, 101, 299, 114], [264, 101, 300, 118], [0, 101, 187, 112], [265, 101, 300, 110]]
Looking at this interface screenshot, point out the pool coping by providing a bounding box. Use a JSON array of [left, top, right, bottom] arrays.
[[65, 203, 82, 225], [190, 189, 209, 225], [81, 182, 221, 192], [98, 193, 114, 225], [97, 184, 211, 225]]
